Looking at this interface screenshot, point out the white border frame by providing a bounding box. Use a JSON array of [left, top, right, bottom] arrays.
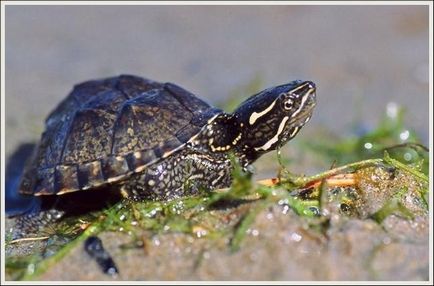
[[1, 1, 432, 285]]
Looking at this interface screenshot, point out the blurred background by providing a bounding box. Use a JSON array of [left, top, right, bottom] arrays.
[[5, 4, 429, 161]]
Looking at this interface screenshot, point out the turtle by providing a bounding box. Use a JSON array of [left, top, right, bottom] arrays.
[[9, 74, 316, 236]]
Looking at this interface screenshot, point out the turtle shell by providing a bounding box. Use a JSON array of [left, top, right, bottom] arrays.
[[19, 75, 222, 196]]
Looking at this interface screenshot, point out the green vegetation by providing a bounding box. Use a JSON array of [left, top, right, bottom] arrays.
[[302, 104, 429, 174]]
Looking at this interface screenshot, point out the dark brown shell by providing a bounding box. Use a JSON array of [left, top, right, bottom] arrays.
[[19, 75, 221, 196]]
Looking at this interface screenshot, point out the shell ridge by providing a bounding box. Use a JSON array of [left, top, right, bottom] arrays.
[[164, 83, 197, 114], [109, 101, 130, 156], [113, 76, 131, 101], [109, 112, 122, 156], [71, 76, 121, 108], [109, 77, 158, 155], [58, 110, 78, 166]]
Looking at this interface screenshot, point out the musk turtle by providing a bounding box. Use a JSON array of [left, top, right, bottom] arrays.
[[10, 74, 316, 234]]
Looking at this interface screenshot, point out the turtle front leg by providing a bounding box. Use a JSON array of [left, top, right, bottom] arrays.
[[122, 150, 233, 201], [120, 150, 204, 201]]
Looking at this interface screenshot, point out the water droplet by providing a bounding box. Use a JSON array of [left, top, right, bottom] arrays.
[[146, 208, 159, 218], [27, 263, 35, 274], [386, 102, 399, 118], [308, 206, 320, 216], [403, 152, 412, 161], [291, 232, 302, 242], [153, 237, 160, 246], [321, 209, 330, 216], [364, 142, 373, 150], [203, 251, 210, 259], [399, 130, 410, 141], [278, 198, 288, 205], [193, 226, 208, 238]]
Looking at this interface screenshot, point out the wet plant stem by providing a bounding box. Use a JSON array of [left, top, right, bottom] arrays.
[[282, 158, 384, 187], [383, 151, 428, 184]]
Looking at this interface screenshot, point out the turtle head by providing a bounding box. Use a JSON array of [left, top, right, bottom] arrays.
[[233, 80, 316, 164]]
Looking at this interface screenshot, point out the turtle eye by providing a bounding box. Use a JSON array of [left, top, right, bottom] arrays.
[[283, 98, 293, 110]]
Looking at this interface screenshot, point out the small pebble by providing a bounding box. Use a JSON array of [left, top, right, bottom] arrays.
[[84, 236, 119, 277]]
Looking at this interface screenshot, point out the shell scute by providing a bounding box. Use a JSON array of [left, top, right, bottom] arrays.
[[62, 108, 116, 164], [101, 156, 130, 182], [111, 89, 193, 155], [55, 165, 80, 195], [77, 160, 105, 190], [33, 168, 56, 196], [125, 150, 157, 172]]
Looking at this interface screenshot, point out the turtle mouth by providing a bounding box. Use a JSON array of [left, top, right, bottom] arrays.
[[278, 108, 315, 145], [289, 106, 315, 126], [289, 86, 316, 124]]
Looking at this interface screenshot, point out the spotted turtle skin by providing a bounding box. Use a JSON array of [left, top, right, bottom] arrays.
[[18, 74, 316, 203]]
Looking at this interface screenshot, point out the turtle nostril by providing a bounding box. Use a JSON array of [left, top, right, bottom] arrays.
[[305, 81, 316, 90]]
